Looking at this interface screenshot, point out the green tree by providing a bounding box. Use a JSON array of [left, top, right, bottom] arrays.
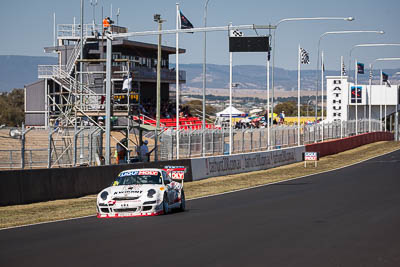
[[274, 101, 297, 116], [0, 89, 25, 126]]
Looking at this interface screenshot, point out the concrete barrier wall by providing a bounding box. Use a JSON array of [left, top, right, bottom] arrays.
[[3, 131, 391, 207], [0, 159, 192, 206], [191, 146, 305, 181], [305, 132, 394, 157]]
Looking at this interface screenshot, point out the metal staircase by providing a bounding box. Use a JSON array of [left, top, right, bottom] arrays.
[[65, 39, 84, 75]]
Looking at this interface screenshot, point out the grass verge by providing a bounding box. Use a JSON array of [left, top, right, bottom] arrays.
[[1, 141, 399, 229]]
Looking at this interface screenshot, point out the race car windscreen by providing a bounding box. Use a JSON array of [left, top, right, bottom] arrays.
[[113, 170, 162, 186]]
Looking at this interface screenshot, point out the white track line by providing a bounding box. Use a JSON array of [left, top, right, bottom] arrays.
[[1, 147, 399, 231]]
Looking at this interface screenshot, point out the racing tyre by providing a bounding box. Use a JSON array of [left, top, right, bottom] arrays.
[[179, 190, 186, 212], [162, 193, 169, 215]]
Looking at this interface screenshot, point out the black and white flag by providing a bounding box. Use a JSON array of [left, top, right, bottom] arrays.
[[300, 48, 310, 64], [230, 29, 243, 37], [342, 62, 346, 76]]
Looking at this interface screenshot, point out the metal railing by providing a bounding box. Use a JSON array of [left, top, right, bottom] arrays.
[[57, 24, 103, 38], [158, 119, 383, 160], [0, 127, 104, 170], [0, 119, 387, 169]]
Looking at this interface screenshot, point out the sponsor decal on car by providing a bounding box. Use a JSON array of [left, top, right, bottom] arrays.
[[114, 191, 142, 194], [138, 170, 159, 175], [119, 171, 139, 177]]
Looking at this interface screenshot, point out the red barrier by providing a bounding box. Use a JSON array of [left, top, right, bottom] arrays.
[[306, 132, 394, 157]]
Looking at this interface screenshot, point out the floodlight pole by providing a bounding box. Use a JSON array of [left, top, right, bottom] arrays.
[[202, 0, 211, 157], [374, 57, 400, 133], [350, 44, 400, 124], [154, 14, 165, 162], [272, 17, 354, 125], [105, 34, 112, 165], [316, 30, 384, 124]]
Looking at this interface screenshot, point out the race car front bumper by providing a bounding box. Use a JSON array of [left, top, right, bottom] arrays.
[[97, 201, 163, 218]]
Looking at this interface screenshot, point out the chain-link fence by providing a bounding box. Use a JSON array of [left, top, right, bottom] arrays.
[[0, 119, 387, 169], [0, 126, 104, 170], [158, 119, 383, 160]]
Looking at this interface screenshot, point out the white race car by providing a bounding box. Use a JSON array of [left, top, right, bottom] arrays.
[[97, 168, 186, 218]]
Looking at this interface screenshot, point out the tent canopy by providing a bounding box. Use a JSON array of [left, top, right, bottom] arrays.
[[216, 106, 247, 117]]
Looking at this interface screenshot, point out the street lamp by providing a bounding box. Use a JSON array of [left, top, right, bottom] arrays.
[[316, 30, 384, 123], [202, 0, 211, 157], [348, 44, 400, 132], [271, 16, 354, 124], [154, 14, 165, 162], [375, 57, 400, 133]]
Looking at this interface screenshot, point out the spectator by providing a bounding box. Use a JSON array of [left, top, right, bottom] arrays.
[[279, 111, 285, 124], [137, 140, 149, 162]]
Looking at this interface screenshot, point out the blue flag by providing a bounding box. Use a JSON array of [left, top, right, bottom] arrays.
[[180, 11, 194, 30], [357, 62, 364, 74]]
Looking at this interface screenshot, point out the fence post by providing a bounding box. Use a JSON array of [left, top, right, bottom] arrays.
[[48, 128, 52, 168], [188, 131, 191, 158], [221, 128, 224, 154], [21, 123, 25, 169], [250, 130, 253, 151], [211, 130, 214, 155]]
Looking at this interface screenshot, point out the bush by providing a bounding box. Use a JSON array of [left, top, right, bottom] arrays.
[[0, 89, 24, 127]]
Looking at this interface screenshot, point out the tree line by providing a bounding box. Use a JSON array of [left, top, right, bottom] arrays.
[[0, 89, 24, 127]]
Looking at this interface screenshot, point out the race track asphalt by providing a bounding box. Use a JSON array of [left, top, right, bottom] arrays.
[[1, 149, 400, 267]]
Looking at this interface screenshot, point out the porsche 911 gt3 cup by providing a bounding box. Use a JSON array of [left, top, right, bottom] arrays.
[[97, 168, 186, 218]]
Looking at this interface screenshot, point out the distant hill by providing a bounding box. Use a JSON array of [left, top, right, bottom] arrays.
[[0, 55, 57, 92], [0, 56, 398, 93], [177, 63, 400, 92]]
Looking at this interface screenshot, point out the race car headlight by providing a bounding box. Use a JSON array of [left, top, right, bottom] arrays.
[[100, 191, 109, 200], [147, 189, 156, 198]]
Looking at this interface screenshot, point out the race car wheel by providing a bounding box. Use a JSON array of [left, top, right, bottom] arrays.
[[162, 193, 169, 215], [179, 190, 186, 212]]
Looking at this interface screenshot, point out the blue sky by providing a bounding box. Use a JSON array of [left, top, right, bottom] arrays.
[[2, 0, 400, 70]]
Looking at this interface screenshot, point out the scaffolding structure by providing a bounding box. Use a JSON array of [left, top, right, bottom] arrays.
[[36, 23, 150, 167]]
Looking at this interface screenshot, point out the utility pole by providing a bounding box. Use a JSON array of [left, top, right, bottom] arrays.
[[154, 14, 165, 162]]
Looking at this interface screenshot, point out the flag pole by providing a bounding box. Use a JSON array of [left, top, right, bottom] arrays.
[[380, 69, 383, 131], [383, 69, 387, 131], [340, 56, 344, 138], [321, 50, 324, 142], [229, 23, 233, 154], [355, 59, 358, 135], [368, 64, 372, 132], [267, 51, 270, 150], [175, 3, 180, 159], [297, 44, 301, 146]]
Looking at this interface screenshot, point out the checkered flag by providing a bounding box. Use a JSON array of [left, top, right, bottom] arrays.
[[342, 62, 346, 76], [300, 48, 310, 64], [230, 29, 243, 37]]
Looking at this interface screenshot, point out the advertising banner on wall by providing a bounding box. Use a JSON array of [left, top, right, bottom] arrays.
[[191, 146, 305, 181]]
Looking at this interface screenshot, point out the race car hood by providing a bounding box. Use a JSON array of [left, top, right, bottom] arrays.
[[106, 184, 162, 199]]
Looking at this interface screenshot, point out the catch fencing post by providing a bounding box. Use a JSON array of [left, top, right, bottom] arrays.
[[48, 128, 52, 168], [21, 123, 26, 169]]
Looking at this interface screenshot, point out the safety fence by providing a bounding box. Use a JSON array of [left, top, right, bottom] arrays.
[[158, 119, 382, 160], [0, 126, 104, 170], [0, 119, 385, 169]]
